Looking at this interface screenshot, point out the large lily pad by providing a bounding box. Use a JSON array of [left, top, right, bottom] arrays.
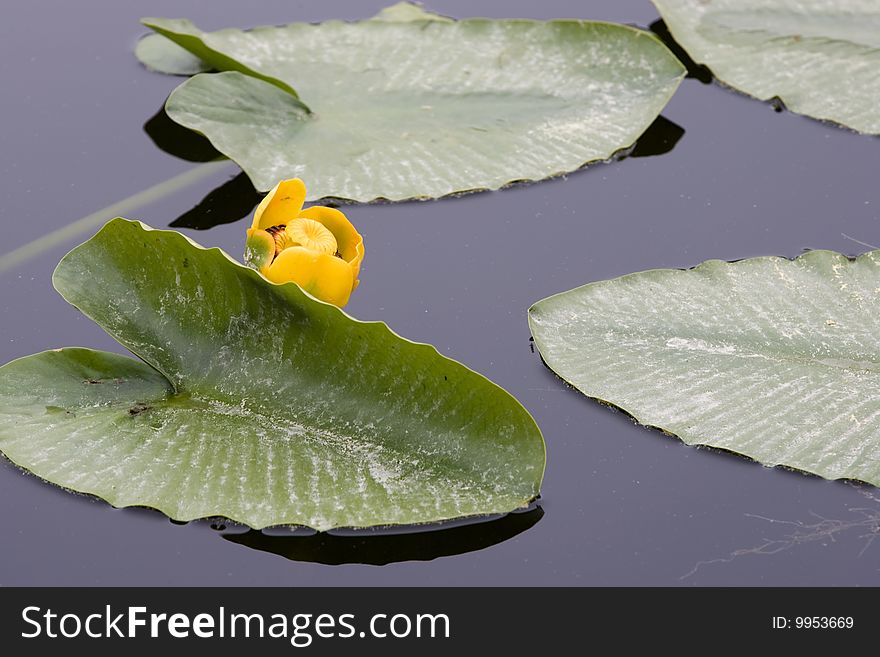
[[134, 31, 210, 76], [653, 0, 880, 134], [0, 220, 544, 530], [136, 5, 685, 200], [529, 249, 880, 486]]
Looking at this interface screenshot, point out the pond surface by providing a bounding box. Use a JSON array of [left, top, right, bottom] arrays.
[[1, 0, 878, 585]]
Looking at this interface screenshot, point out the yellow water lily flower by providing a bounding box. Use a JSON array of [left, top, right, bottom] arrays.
[[244, 179, 364, 307]]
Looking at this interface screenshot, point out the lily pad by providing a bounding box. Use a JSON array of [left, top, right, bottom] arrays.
[[136, 5, 685, 200], [134, 32, 211, 76], [529, 249, 880, 486], [653, 0, 880, 134], [0, 220, 545, 530]]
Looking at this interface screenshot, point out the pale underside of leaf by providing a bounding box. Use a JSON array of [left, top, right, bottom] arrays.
[[653, 0, 880, 134], [529, 249, 880, 487], [138, 12, 685, 200], [0, 220, 544, 530]]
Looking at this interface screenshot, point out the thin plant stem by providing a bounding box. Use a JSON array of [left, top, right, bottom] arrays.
[[0, 160, 234, 275]]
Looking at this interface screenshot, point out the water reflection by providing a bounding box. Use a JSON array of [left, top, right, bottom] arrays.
[[143, 107, 223, 162], [144, 105, 264, 229], [627, 115, 685, 159], [222, 506, 543, 565], [170, 172, 263, 229], [649, 20, 713, 84]]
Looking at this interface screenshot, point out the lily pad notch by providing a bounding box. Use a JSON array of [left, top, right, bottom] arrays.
[[136, 3, 686, 201], [529, 249, 880, 488], [0, 219, 545, 531]]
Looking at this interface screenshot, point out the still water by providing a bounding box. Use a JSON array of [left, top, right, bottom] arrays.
[[1, 0, 878, 585]]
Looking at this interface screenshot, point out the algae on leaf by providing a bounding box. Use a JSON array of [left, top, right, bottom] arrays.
[[136, 4, 685, 200], [653, 0, 880, 134], [0, 220, 545, 531], [529, 249, 880, 486]]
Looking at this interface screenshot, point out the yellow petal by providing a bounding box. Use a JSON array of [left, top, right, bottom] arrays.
[[252, 178, 307, 230], [297, 205, 365, 280], [285, 218, 338, 255], [265, 246, 355, 307], [244, 228, 276, 272]]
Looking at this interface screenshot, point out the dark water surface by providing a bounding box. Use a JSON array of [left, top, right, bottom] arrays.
[[1, 0, 878, 585]]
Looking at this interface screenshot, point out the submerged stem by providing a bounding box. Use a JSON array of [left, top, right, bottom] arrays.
[[0, 160, 234, 275]]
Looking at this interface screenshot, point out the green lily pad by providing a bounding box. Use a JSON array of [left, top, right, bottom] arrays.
[[529, 249, 880, 486], [653, 0, 880, 134], [135, 5, 685, 200], [134, 32, 210, 76], [139, 17, 301, 98], [0, 220, 544, 530]]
